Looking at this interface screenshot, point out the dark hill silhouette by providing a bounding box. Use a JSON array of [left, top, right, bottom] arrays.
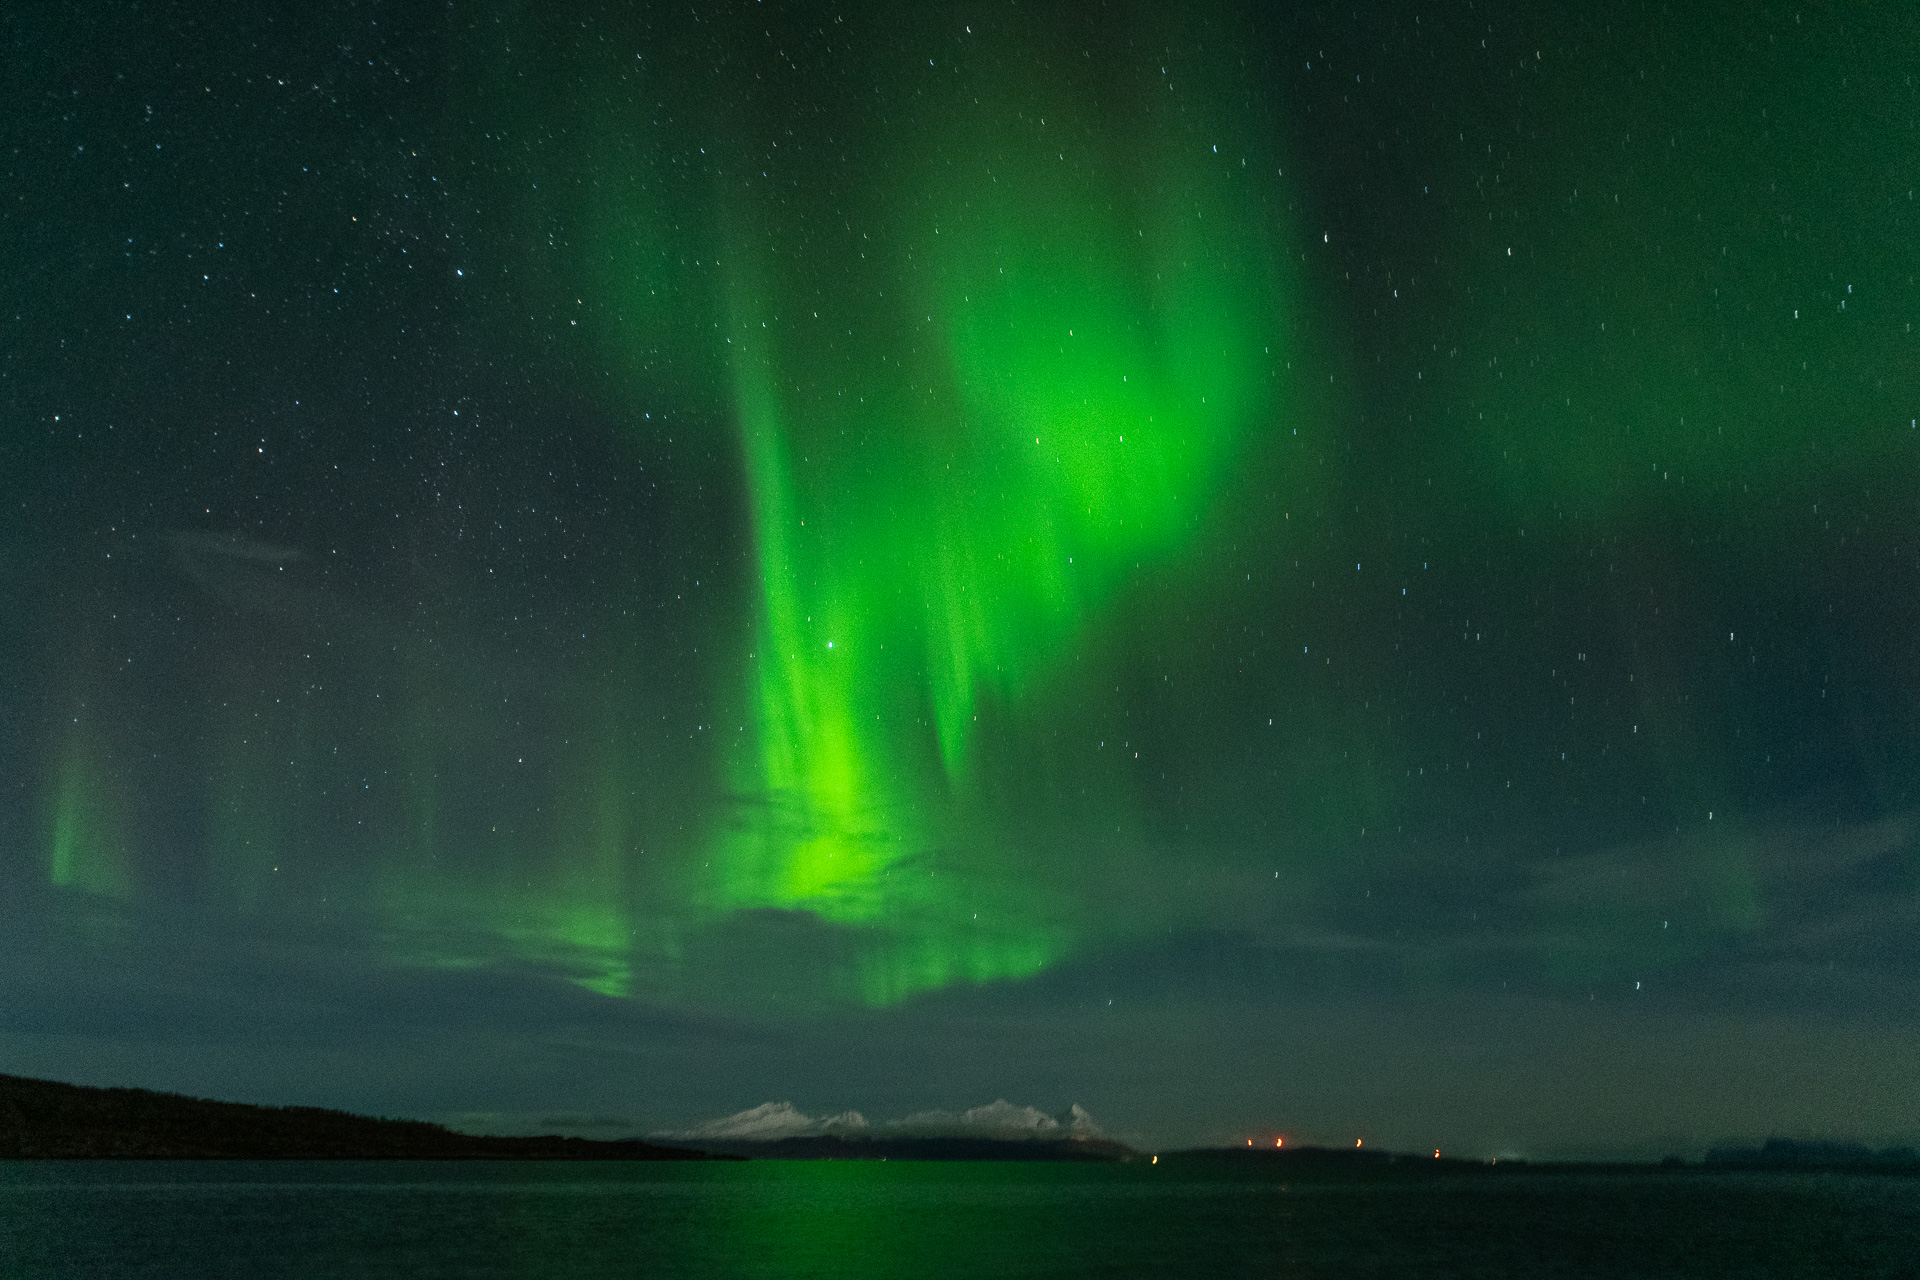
[[0, 1073, 713, 1160], [1163, 1141, 1920, 1178], [1156, 1143, 1512, 1179], [1704, 1138, 1920, 1170]]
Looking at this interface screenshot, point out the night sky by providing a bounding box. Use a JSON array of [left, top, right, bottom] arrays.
[[5, 0, 1919, 1157]]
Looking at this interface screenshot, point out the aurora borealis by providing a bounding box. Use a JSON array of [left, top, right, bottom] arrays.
[[4, 0, 1919, 1154]]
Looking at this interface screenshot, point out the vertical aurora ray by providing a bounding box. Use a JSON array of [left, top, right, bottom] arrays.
[[722, 312, 901, 922], [13, 0, 1920, 1150], [686, 6, 1303, 1002], [917, 51, 1290, 773], [13, 1, 1313, 1014], [46, 717, 131, 901], [15, 0, 1321, 1015]]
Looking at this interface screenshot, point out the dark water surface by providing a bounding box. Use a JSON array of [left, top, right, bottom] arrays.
[[2, 1161, 1914, 1278]]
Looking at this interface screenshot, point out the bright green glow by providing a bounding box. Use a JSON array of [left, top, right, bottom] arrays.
[[16, 2, 1917, 1063], [696, 24, 1297, 1002], [723, 335, 899, 919], [920, 94, 1283, 770], [136, 2, 1312, 1011]]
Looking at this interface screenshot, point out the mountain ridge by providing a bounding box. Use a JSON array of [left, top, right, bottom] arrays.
[[0, 1073, 714, 1160]]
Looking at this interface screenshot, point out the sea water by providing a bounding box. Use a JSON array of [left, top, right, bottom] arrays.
[[1, 1160, 1914, 1278]]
